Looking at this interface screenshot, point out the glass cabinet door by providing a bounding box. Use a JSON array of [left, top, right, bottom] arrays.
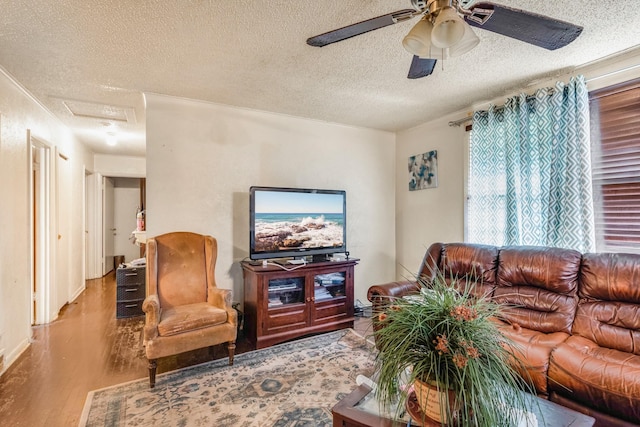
[[314, 272, 346, 302], [267, 276, 305, 308]]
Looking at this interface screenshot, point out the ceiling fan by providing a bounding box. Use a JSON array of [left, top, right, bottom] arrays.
[[307, 0, 583, 79]]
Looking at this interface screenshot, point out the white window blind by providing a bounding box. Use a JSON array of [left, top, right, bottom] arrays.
[[589, 78, 640, 254]]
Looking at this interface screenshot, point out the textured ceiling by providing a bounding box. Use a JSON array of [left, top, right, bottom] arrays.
[[1, 0, 640, 156]]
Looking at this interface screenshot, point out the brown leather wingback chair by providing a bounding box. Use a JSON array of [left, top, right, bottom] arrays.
[[142, 232, 237, 387]]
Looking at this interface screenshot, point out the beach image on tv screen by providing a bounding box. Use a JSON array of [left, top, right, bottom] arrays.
[[253, 190, 344, 253]]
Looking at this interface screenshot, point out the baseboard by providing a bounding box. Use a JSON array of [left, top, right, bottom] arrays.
[[0, 338, 30, 377], [70, 283, 86, 302]]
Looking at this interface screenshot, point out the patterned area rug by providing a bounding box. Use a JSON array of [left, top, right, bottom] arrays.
[[79, 329, 375, 426]]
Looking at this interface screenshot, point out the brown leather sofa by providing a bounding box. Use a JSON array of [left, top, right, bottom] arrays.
[[368, 242, 640, 427]]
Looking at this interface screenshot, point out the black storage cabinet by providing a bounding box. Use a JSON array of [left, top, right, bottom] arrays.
[[116, 265, 146, 318]]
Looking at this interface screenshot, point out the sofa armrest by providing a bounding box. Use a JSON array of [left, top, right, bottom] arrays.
[[142, 294, 160, 341], [367, 280, 420, 312]]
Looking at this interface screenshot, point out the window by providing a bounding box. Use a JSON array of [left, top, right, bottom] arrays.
[[589, 78, 640, 254], [466, 77, 594, 252]]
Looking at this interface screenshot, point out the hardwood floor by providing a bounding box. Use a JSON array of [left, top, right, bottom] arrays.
[[0, 272, 372, 426]]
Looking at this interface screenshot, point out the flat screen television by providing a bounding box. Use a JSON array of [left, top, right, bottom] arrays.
[[249, 186, 347, 261]]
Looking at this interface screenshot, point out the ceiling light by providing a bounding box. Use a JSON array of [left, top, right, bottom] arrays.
[[448, 20, 480, 57], [403, 17, 450, 60], [402, 17, 433, 57], [106, 132, 117, 146], [431, 6, 465, 48]]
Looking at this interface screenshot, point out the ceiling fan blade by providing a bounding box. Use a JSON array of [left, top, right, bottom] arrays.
[[465, 2, 583, 50], [408, 56, 436, 79], [307, 9, 417, 47]]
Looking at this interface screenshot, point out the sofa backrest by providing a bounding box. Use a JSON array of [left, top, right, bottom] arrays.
[[574, 252, 640, 355], [493, 246, 582, 334], [416, 242, 444, 281], [439, 243, 499, 299]]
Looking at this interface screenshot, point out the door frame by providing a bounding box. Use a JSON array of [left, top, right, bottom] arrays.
[[85, 170, 96, 279], [102, 176, 115, 275], [28, 130, 54, 325]]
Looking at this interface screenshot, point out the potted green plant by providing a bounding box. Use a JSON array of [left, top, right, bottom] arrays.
[[373, 271, 533, 426]]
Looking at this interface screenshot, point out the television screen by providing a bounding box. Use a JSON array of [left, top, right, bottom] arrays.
[[250, 186, 346, 260]]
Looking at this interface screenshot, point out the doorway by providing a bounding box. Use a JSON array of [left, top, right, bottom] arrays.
[[85, 175, 146, 278], [111, 178, 143, 263]]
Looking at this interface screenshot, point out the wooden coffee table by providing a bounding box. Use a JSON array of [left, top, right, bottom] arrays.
[[332, 384, 595, 427]]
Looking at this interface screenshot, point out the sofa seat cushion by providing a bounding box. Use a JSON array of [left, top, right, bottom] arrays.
[[494, 319, 569, 394], [158, 302, 228, 337], [548, 335, 640, 424]]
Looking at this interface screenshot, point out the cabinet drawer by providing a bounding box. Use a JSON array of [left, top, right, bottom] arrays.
[[264, 306, 307, 334], [116, 267, 145, 286], [116, 284, 145, 300], [313, 298, 349, 324], [116, 299, 144, 318]]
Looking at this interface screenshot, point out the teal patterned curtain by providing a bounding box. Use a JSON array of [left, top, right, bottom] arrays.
[[467, 75, 595, 252]]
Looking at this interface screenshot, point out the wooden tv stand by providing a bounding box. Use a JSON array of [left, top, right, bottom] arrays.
[[241, 258, 357, 349]]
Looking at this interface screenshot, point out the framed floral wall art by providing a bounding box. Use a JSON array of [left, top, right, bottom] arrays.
[[408, 150, 438, 191]]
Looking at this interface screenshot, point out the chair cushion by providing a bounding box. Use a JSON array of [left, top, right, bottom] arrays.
[[158, 302, 228, 337], [495, 319, 569, 394], [548, 335, 640, 424]]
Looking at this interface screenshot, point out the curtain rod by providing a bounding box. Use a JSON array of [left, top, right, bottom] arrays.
[[448, 61, 640, 128], [448, 116, 473, 127], [449, 88, 561, 127], [585, 63, 640, 83]]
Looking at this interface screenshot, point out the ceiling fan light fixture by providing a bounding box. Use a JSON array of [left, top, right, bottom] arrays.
[[448, 20, 480, 57], [402, 16, 434, 57], [418, 45, 449, 60], [431, 6, 465, 48]]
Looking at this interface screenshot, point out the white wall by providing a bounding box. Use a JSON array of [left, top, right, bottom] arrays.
[[395, 113, 468, 278], [0, 67, 93, 373], [144, 93, 397, 305], [94, 154, 145, 177]]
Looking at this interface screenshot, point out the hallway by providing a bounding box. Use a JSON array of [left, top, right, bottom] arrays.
[[0, 274, 145, 425], [0, 273, 245, 426]]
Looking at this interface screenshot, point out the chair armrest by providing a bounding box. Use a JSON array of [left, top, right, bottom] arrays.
[[209, 288, 238, 327], [142, 294, 160, 341], [367, 281, 420, 313], [209, 287, 233, 309]]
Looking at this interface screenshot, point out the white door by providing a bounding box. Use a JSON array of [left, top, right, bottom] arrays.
[[103, 176, 115, 275]]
